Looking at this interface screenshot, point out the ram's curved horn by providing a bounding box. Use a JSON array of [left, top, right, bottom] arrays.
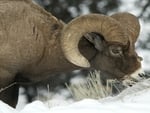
[[111, 12, 140, 43], [61, 14, 128, 68]]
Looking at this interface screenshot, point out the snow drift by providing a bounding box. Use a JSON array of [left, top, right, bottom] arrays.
[[0, 78, 150, 113]]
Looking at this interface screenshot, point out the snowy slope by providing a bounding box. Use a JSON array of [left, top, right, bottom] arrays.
[[1, 78, 150, 113]]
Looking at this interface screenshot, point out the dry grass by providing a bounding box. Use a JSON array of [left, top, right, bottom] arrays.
[[66, 70, 118, 101]]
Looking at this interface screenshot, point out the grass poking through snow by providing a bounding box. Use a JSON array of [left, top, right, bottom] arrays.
[[66, 70, 118, 101]]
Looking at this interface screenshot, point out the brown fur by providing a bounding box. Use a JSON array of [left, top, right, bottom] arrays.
[[0, 0, 78, 107], [0, 0, 142, 107]]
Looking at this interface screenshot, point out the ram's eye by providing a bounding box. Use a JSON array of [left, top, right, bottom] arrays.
[[109, 46, 123, 57]]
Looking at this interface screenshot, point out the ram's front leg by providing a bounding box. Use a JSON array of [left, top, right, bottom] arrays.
[[0, 68, 19, 108]]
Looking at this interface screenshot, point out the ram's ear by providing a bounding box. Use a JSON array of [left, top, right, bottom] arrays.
[[84, 33, 104, 52]]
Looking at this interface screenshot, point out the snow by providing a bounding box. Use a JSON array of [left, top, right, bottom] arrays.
[[0, 101, 16, 113], [1, 78, 150, 113], [119, 0, 141, 15]]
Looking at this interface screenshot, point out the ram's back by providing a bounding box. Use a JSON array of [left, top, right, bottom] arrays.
[[0, 0, 63, 71]]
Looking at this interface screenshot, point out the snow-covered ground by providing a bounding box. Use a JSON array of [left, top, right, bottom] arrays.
[[1, 78, 150, 113]]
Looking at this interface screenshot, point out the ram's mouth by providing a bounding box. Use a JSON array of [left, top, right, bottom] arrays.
[[122, 68, 149, 87]]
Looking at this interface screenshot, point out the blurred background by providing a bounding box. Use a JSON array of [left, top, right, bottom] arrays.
[[17, 0, 150, 109]]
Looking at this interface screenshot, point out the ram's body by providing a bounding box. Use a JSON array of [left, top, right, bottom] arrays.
[[0, 0, 144, 107], [0, 0, 77, 79], [0, 0, 77, 107]]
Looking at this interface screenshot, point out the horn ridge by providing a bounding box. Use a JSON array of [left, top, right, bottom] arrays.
[[61, 14, 128, 67], [111, 12, 140, 43]]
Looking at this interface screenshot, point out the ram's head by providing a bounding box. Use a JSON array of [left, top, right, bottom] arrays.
[[61, 13, 144, 84]]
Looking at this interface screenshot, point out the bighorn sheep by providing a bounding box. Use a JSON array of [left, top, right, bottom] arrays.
[[0, 0, 144, 107]]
